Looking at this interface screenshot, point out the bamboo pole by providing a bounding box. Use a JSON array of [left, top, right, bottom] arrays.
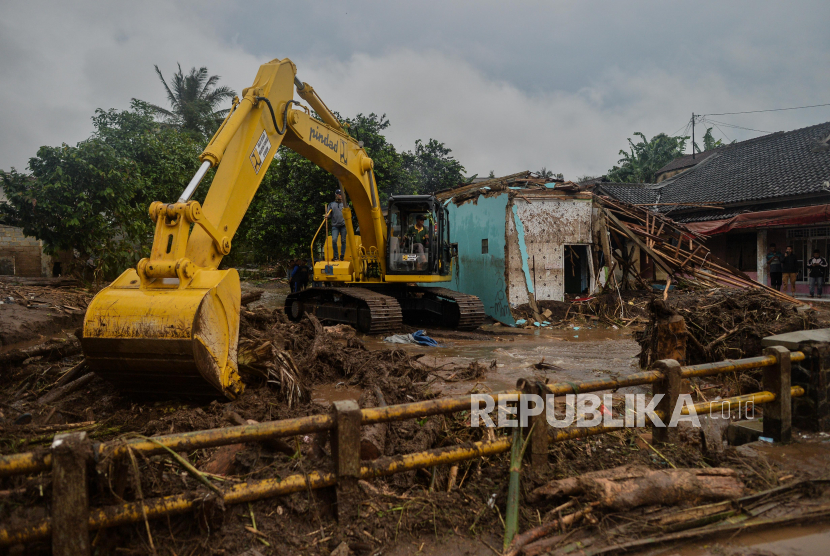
[[504, 427, 523, 552]]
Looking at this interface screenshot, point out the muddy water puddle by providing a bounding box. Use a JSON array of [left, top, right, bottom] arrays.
[[365, 327, 642, 396], [242, 281, 289, 312], [0, 329, 76, 355], [311, 383, 364, 407]]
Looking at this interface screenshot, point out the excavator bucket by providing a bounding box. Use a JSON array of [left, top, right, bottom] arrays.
[[80, 268, 244, 399]]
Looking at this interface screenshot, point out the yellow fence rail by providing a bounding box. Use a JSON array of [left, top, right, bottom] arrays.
[[0, 347, 817, 551]]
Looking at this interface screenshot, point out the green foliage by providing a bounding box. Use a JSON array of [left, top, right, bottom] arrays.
[[136, 64, 236, 138], [343, 113, 416, 202], [607, 132, 689, 183], [1, 99, 465, 273], [537, 167, 564, 180], [696, 127, 725, 153], [0, 101, 207, 279], [401, 139, 466, 194]]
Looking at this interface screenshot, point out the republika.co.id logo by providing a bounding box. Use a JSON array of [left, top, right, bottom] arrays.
[[469, 393, 754, 428]]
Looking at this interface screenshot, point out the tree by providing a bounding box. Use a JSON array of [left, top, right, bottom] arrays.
[[137, 64, 236, 138], [402, 139, 466, 194], [607, 132, 689, 183], [0, 101, 207, 279], [538, 167, 564, 180], [695, 127, 725, 153], [342, 113, 416, 201]]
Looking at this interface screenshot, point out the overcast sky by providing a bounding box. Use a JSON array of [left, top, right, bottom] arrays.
[[2, 0, 829, 179]]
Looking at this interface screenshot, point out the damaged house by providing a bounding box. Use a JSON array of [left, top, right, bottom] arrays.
[[433, 172, 594, 325]]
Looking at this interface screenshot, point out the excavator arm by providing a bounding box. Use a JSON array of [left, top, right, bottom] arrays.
[[80, 58, 385, 399]]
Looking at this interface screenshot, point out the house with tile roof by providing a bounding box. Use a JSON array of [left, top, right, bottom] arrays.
[[653, 148, 720, 183], [597, 121, 830, 294]]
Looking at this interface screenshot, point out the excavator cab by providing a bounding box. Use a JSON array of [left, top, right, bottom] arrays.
[[386, 195, 452, 276]]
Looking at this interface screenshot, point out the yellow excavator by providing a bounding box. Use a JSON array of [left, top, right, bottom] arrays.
[[80, 58, 484, 399]]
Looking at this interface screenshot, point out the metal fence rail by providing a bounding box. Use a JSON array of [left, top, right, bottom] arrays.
[[0, 347, 819, 552]]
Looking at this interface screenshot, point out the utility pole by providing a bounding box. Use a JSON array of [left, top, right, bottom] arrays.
[[692, 113, 695, 159]]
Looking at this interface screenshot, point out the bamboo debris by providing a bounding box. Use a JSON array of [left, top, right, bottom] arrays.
[[595, 196, 800, 304], [503, 426, 523, 552]]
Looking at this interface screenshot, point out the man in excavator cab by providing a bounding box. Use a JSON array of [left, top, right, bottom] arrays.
[[80, 57, 484, 400], [406, 214, 430, 270]]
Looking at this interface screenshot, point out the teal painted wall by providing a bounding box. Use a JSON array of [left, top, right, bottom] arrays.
[[425, 194, 515, 325]]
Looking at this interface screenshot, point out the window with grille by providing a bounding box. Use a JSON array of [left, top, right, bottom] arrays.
[[788, 227, 830, 239], [481, 239, 488, 254]]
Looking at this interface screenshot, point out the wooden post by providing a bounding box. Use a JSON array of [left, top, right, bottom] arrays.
[[756, 229, 768, 287], [652, 359, 682, 444], [51, 431, 92, 556], [655, 315, 687, 364], [763, 346, 792, 442], [793, 342, 830, 432], [520, 380, 550, 475], [641, 302, 687, 368], [331, 400, 361, 521]]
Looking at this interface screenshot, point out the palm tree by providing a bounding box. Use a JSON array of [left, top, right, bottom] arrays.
[[139, 64, 236, 138]]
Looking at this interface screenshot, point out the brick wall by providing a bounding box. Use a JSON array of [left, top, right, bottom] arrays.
[[0, 224, 48, 277]]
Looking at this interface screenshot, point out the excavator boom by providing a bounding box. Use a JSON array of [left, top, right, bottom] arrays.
[[81, 58, 379, 399]]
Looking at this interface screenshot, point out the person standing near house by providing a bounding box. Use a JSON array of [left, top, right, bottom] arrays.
[[808, 249, 828, 298], [765, 243, 783, 291], [326, 190, 347, 261], [781, 245, 799, 297]]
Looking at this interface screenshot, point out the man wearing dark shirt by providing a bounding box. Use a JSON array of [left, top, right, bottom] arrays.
[[808, 249, 828, 298], [326, 189, 346, 261], [781, 246, 799, 297], [765, 243, 783, 291]]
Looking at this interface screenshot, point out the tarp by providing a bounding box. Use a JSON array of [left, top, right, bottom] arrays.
[[685, 204, 830, 236]]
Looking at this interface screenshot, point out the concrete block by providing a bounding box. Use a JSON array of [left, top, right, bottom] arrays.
[[762, 329, 830, 350], [726, 419, 762, 446]]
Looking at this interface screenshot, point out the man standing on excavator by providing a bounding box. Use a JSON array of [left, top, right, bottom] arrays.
[[326, 189, 347, 261]]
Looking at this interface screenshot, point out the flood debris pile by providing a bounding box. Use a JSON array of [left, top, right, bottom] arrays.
[[636, 288, 827, 367], [508, 455, 830, 556]]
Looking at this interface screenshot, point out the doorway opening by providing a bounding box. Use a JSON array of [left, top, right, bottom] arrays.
[[564, 245, 590, 294]]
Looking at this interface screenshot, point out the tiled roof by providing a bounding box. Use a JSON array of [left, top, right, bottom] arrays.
[[655, 148, 720, 176], [595, 183, 659, 205], [654, 121, 830, 210]]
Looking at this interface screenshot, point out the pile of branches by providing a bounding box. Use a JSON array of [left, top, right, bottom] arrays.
[[637, 288, 821, 366]]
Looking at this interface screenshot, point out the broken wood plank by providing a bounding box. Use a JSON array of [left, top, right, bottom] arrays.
[[37, 373, 95, 406], [605, 210, 674, 276]]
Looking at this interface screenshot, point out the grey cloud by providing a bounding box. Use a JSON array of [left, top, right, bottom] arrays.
[[1, 0, 829, 180]]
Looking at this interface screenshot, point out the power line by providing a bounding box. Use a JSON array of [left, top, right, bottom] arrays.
[[704, 120, 731, 143], [670, 119, 691, 137], [704, 102, 830, 117], [703, 118, 771, 134]]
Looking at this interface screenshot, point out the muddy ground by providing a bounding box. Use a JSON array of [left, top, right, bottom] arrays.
[[2, 281, 830, 555]]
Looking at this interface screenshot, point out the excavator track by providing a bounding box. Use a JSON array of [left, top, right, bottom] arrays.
[[285, 286, 402, 334], [409, 287, 487, 330]]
